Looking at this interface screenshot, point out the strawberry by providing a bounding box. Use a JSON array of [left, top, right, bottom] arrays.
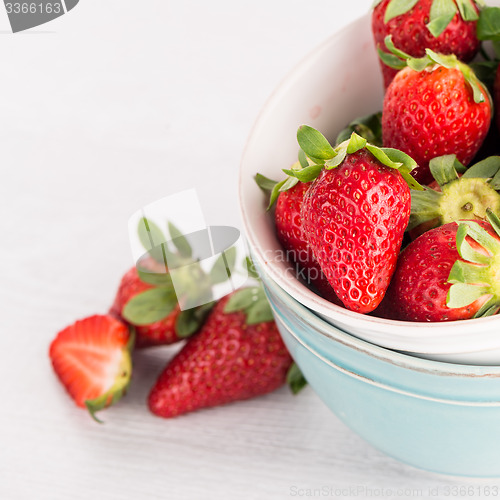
[[110, 218, 231, 347], [381, 213, 500, 322], [109, 265, 182, 348], [372, 0, 480, 88], [49, 314, 133, 420], [409, 154, 500, 238], [148, 287, 296, 418], [255, 172, 341, 305], [285, 127, 420, 313], [381, 41, 492, 184]]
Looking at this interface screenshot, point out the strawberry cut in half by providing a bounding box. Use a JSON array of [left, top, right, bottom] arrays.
[[49, 314, 133, 421]]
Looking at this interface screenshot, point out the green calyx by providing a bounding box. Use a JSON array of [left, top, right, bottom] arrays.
[[254, 112, 383, 210], [374, 0, 480, 33], [286, 362, 308, 395], [85, 329, 135, 423], [379, 36, 487, 104], [284, 126, 423, 190], [335, 112, 383, 146], [224, 285, 275, 325], [409, 155, 500, 231], [123, 218, 242, 338], [447, 210, 500, 317]]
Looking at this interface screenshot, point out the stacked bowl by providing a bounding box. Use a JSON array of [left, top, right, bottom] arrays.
[[239, 14, 500, 477]]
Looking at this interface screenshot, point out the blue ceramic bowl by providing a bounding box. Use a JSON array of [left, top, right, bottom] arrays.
[[258, 264, 500, 477]]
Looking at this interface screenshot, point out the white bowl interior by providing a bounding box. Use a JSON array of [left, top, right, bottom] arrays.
[[239, 14, 500, 364]]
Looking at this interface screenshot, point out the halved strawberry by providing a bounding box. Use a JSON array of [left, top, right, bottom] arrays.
[[49, 314, 133, 421]]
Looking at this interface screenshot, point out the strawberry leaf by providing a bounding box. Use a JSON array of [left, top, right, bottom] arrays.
[[384, 35, 412, 60], [447, 282, 490, 308], [429, 155, 461, 187], [346, 132, 367, 154], [224, 287, 259, 313], [168, 221, 192, 258], [324, 144, 348, 169], [462, 156, 500, 179], [209, 246, 237, 284], [297, 125, 335, 160], [286, 363, 308, 395], [427, 0, 457, 37], [175, 303, 214, 339], [461, 220, 500, 252], [137, 267, 172, 286], [408, 187, 442, 230], [224, 286, 274, 325], [298, 149, 309, 168], [246, 299, 274, 324], [280, 176, 299, 192], [384, 0, 419, 23], [456, 0, 479, 21], [456, 224, 490, 266], [138, 217, 166, 251], [335, 112, 383, 146], [245, 257, 260, 280], [254, 173, 279, 192], [283, 164, 323, 182], [123, 287, 177, 325], [377, 47, 407, 70], [477, 6, 500, 41], [268, 179, 287, 210], [487, 209, 500, 238]]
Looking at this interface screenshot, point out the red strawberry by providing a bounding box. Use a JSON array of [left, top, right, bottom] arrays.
[[148, 287, 294, 418], [274, 182, 342, 304], [382, 45, 491, 184], [110, 265, 182, 348], [290, 127, 418, 313], [255, 172, 341, 304], [372, 0, 480, 88], [49, 314, 133, 420], [381, 215, 500, 322]]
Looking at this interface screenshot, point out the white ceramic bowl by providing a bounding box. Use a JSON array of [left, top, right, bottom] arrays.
[[239, 14, 500, 365]]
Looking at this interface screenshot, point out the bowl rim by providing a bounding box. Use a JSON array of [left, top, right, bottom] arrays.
[[238, 13, 500, 348], [262, 266, 500, 377]]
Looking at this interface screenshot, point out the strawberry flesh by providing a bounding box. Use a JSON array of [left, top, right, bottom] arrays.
[[49, 314, 132, 408]]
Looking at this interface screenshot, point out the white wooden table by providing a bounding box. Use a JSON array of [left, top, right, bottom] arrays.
[[2, 1, 499, 498]]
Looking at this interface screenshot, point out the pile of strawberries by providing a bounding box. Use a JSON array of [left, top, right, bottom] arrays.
[[256, 0, 500, 323], [50, 0, 500, 422], [49, 226, 305, 421]]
